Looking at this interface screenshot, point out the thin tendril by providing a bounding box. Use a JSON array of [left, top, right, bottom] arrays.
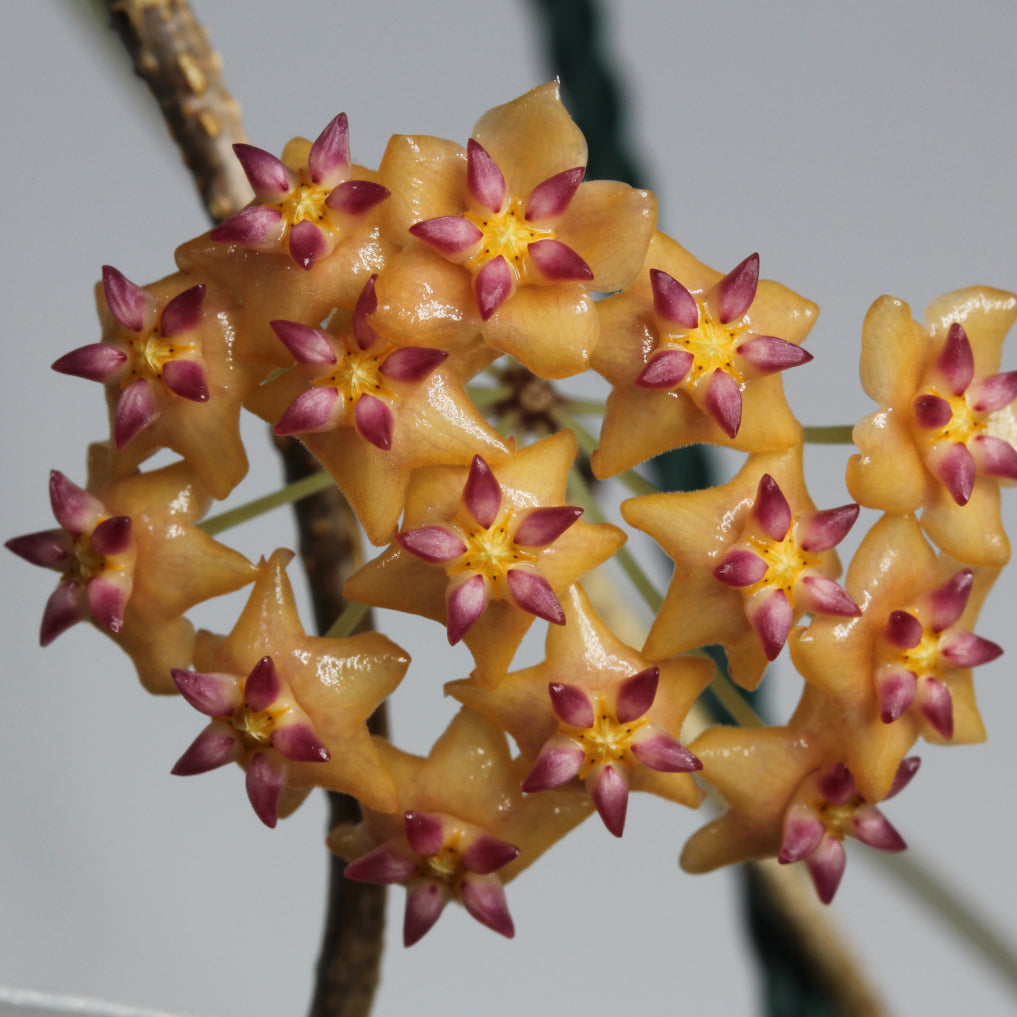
[[803, 425, 855, 444], [198, 471, 334, 536]]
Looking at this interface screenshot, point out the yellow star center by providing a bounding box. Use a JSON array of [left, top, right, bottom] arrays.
[[465, 196, 554, 278], [662, 307, 750, 387], [818, 798, 860, 839], [421, 841, 464, 886], [230, 703, 279, 749], [568, 693, 649, 777], [746, 527, 819, 607], [277, 182, 331, 226], [899, 624, 943, 681], [453, 516, 536, 584], [313, 341, 397, 421], [124, 329, 195, 385]]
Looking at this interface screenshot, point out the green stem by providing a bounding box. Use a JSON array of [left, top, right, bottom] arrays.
[[551, 405, 600, 458], [466, 383, 513, 409], [562, 397, 606, 416], [198, 470, 335, 537], [323, 600, 370, 640], [707, 668, 763, 727], [803, 425, 854, 444]]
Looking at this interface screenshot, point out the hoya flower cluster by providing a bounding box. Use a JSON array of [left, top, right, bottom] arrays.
[[9, 82, 1016, 939]]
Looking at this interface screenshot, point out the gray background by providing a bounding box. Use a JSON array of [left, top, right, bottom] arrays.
[[3, 1, 1017, 1014]]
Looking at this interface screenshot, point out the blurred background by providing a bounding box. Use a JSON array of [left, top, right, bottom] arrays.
[[3, 1, 1017, 1014]]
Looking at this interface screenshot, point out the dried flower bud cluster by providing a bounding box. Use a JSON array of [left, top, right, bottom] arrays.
[[8, 83, 1016, 939]]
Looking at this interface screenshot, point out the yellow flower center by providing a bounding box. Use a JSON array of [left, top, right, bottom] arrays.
[[421, 840, 464, 886], [897, 622, 943, 681], [124, 329, 195, 385], [66, 529, 110, 584], [465, 196, 554, 279], [567, 693, 649, 778], [746, 526, 820, 607], [313, 340, 397, 422], [451, 514, 536, 584], [230, 703, 278, 748], [276, 182, 331, 226], [917, 388, 984, 445], [662, 305, 750, 387], [818, 798, 860, 839]]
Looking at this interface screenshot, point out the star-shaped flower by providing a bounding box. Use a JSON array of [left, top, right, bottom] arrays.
[[344, 431, 626, 687], [847, 288, 1017, 566], [52, 267, 262, 499], [591, 231, 817, 477], [622, 448, 857, 688], [173, 549, 408, 824], [328, 708, 591, 945], [447, 584, 712, 836], [371, 82, 656, 378]]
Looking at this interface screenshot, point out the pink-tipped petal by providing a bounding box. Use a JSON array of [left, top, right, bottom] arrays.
[[704, 368, 742, 438], [245, 656, 282, 712], [466, 139, 507, 213], [5, 530, 69, 569], [354, 394, 394, 451], [635, 349, 694, 389], [309, 113, 351, 186], [351, 275, 382, 351], [160, 284, 206, 336], [799, 575, 860, 616], [525, 167, 585, 220], [232, 143, 291, 195], [171, 726, 239, 776], [396, 525, 467, 564], [548, 682, 595, 728], [460, 874, 515, 938], [210, 205, 284, 247], [877, 667, 917, 724], [630, 729, 700, 772], [969, 370, 1017, 413], [446, 574, 488, 644], [650, 269, 699, 329], [716, 253, 759, 324], [778, 809, 825, 864], [463, 456, 502, 528], [521, 739, 585, 792], [713, 548, 768, 588], [270, 320, 337, 366], [461, 834, 519, 875], [615, 667, 660, 723], [926, 570, 973, 631], [939, 629, 1003, 667], [885, 610, 923, 649], [935, 322, 974, 396], [272, 722, 330, 763], [273, 388, 341, 436], [326, 179, 390, 217], [746, 588, 793, 660], [736, 335, 813, 375], [404, 881, 448, 946], [886, 756, 921, 798], [930, 441, 976, 505], [850, 804, 907, 852], [288, 220, 328, 271], [170, 668, 238, 716], [86, 574, 129, 633], [512, 506, 582, 547], [913, 393, 954, 429], [381, 346, 448, 383], [798, 504, 860, 552], [89, 515, 132, 557], [588, 763, 629, 837], [52, 344, 128, 382], [102, 266, 151, 332], [804, 835, 847, 904], [40, 582, 85, 645], [246, 752, 285, 828], [404, 811, 446, 858], [162, 360, 210, 402], [918, 677, 954, 739], [816, 762, 856, 805], [474, 256, 515, 320], [49, 471, 102, 536], [344, 844, 419, 885], [114, 378, 159, 449], [972, 434, 1017, 481], [408, 216, 483, 257], [506, 569, 565, 624], [753, 474, 792, 541], [527, 239, 593, 282]]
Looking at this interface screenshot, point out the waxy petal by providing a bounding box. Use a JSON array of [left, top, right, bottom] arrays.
[[89, 515, 132, 557], [614, 667, 660, 724], [972, 434, 1017, 481], [850, 804, 907, 852], [935, 322, 975, 396], [746, 588, 793, 660], [397, 526, 468, 564], [344, 844, 419, 885], [162, 360, 210, 402], [548, 682, 595, 728], [404, 881, 447, 946], [816, 762, 856, 804], [804, 835, 846, 904], [704, 368, 742, 438], [245, 656, 282, 712], [270, 320, 338, 366], [308, 113, 351, 187], [588, 763, 629, 837], [409, 216, 483, 257], [635, 348, 694, 389], [160, 284, 206, 337], [969, 370, 1017, 412], [918, 677, 954, 738], [929, 441, 976, 505], [755, 474, 792, 541], [232, 143, 291, 195], [779, 807, 825, 864], [352, 275, 382, 350], [102, 265, 151, 332], [380, 346, 448, 383], [630, 730, 700, 772], [799, 575, 860, 616], [466, 139, 507, 213], [354, 394, 394, 450], [171, 726, 239, 775], [404, 811, 445, 858], [716, 253, 759, 324], [272, 722, 330, 763], [798, 504, 859, 552], [171, 668, 239, 716], [460, 873, 514, 938], [939, 629, 1003, 667], [85, 574, 129, 633], [52, 343, 128, 382], [49, 471, 102, 535], [246, 751, 285, 828], [463, 456, 502, 528], [210, 205, 284, 247], [114, 378, 159, 449], [40, 582, 85, 645], [926, 570, 973, 631], [446, 573, 488, 644], [326, 179, 390, 217], [527, 239, 593, 282], [913, 393, 953, 429], [885, 610, 923, 649], [274, 387, 341, 436], [288, 220, 328, 271], [461, 834, 519, 875], [713, 548, 768, 588], [886, 756, 921, 798], [650, 269, 699, 329], [5, 530, 69, 569], [525, 167, 585, 221], [877, 667, 917, 723], [521, 738, 585, 792], [506, 569, 565, 624], [736, 335, 813, 375], [475, 255, 515, 320], [512, 506, 582, 547]]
